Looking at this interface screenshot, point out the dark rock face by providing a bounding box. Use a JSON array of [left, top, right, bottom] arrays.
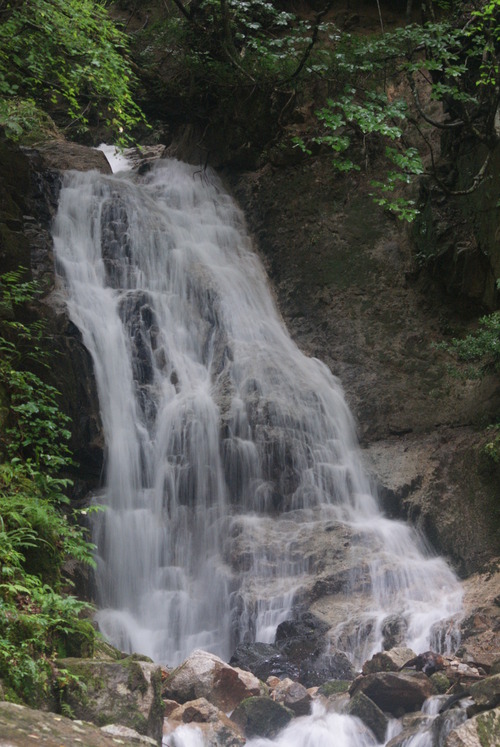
[[0, 135, 106, 482], [231, 613, 356, 687], [229, 154, 500, 600], [230, 696, 293, 738], [229, 642, 300, 682]]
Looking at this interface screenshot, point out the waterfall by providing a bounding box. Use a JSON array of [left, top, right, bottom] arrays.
[[52, 155, 462, 669]]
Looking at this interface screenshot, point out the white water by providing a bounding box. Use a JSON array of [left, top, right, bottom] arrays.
[[52, 157, 462, 678]]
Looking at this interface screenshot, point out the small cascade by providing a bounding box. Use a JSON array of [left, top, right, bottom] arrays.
[[52, 156, 462, 671]]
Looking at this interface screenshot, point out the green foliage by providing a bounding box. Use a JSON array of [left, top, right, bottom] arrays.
[[0, 267, 97, 705], [436, 312, 500, 370], [0, 0, 146, 143], [436, 307, 500, 462], [292, 1, 500, 220], [135, 0, 335, 129]]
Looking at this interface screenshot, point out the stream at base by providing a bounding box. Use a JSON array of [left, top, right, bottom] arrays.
[[52, 149, 464, 746]]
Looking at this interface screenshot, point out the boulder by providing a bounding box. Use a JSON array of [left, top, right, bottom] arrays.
[[446, 706, 500, 746], [230, 696, 294, 738], [350, 671, 434, 716], [272, 678, 312, 716], [33, 140, 112, 174], [298, 651, 357, 687], [381, 615, 409, 649], [229, 641, 300, 681], [163, 697, 245, 747], [317, 680, 351, 697], [275, 612, 330, 661], [57, 657, 164, 745], [165, 721, 244, 747], [467, 673, 500, 715], [346, 691, 389, 743], [163, 650, 262, 712], [430, 671, 452, 693], [0, 701, 155, 746], [362, 647, 417, 674]]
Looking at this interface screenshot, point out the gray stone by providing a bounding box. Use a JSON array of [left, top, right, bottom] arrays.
[[57, 657, 164, 745], [230, 696, 294, 738], [272, 678, 312, 716], [446, 706, 500, 746], [0, 700, 152, 746], [362, 647, 417, 674], [164, 697, 245, 747], [467, 673, 500, 715], [346, 691, 389, 742]]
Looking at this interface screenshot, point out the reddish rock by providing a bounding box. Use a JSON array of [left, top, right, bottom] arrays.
[[163, 650, 262, 712], [273, 678, 312, 716]]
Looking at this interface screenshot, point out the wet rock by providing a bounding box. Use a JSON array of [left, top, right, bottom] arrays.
[[229, 641, 300, 681], [273, 611, 357, 686], [275, 611, 330, 660], [317, 680, 351, 697], [272, 678, 312, 716], [57, 657, 164, 745], [164, 696, 245, 746], [362, 647, 417, 674], [386, 722, 432, 747], [350, 671, 435, 716], [298, 650, 357, 687], [381, 615, 409, 649], [230, 696, 294, 738], [467, 673, 500, 715], [346, 691, 389, 742], [163, 650, 262, 712], [0, 700, 154, 746], [32, 140, 112, 173], [401, 650, 446, 675], [431, 707, 468, 746], [431, 671, 452, 693], [446, 706, 500, 746]]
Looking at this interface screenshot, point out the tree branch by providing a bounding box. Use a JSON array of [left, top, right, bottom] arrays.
[[288, 0, 335, 81]]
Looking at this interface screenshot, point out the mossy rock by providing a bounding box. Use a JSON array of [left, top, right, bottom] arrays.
[[57, 657, 164, 745], [429, 671, 450, 694], [317, 680, 351, 696]]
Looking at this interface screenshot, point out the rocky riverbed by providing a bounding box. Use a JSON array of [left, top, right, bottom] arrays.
[[1, 636, 499, 746]]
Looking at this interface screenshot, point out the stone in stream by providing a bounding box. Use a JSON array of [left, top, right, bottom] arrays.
[[362, 646, 417, 674], [229, 641, 300, 681], [274, 612, 330, 660], [445, 705, 500, 746], [162, 649, 263, 712], [346, 691, 389, 743], [271, 677, 312, 716], [164, 697, 245, 747], [230, 696, 294, 738], [349, 670, 435, 716], [466, 672, 500, 715]]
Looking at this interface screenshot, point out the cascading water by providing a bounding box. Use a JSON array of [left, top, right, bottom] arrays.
[[52, 154, 462, 679]]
